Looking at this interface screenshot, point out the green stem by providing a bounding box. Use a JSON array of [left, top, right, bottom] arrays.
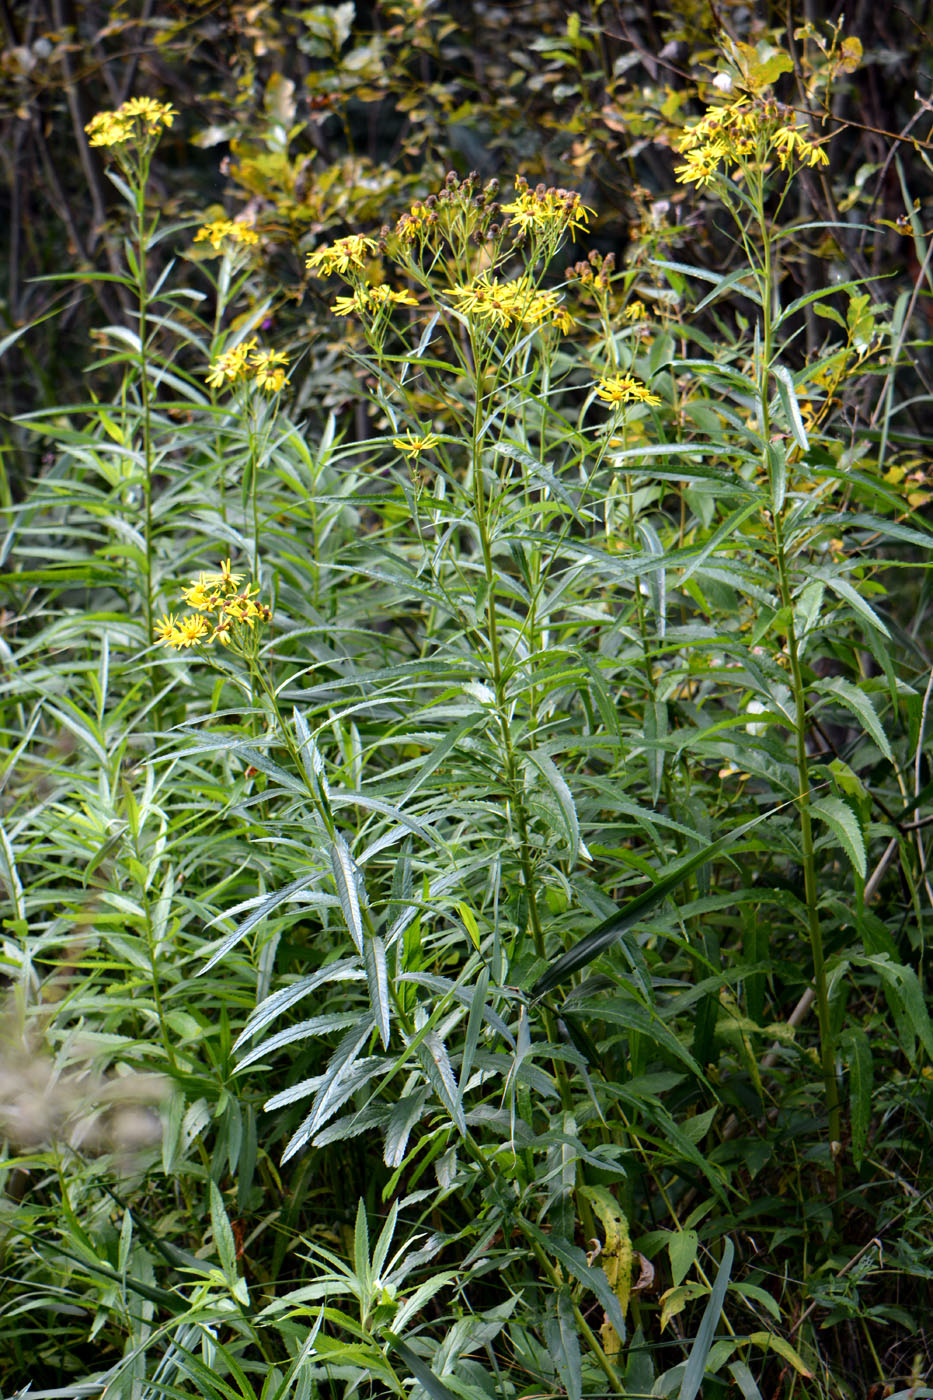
[[135, 175, 154, 649], [756, 189, 841, 1181]]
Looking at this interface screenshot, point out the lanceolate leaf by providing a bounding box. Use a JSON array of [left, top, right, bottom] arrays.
[[532, 814, 769, 997], [331, 834, 365, 954], [679, 1238, 734, 1400], [384, 1333, 458, 1400], [811, 795, 866, 878], [814, 676, 893, 761], [842, 1027, 873, 1167], [519, 1217, 627, 1344], [363, 931, 391, 1049]]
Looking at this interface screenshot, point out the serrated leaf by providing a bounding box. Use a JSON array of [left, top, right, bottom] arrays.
[[824, 574, 891, 637], [353, 1198, 371, 1296], [773, 365, 809, 452], [815, 676, 893, 761], [526, 749, 580, 857], [383, 1091, 428, 1169], [202, 873, 328, 975], [210, 1180, 238, 1285], [331, 834, 365, 953], [415, 1028, 465, 1134], [363, 932, 391, 1048], [811, 795, 866, 877]]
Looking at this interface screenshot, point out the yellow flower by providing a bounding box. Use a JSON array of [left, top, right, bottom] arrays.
[[395, 201, 437, 243], [393, 432, 441, 458], [85, 111, 133, 147], [194, 219, 260, 252], [596, 373, 662, 407], [249, 347, 290, 392], [85, 97, 176, 148], [331, 285, 417, 318], [182, 580, 222, 612], [447, 274, 534, 329], [500, 176, 592, 238], [331, 292, 365, 318], [120, 97, 177, 132], [623, 301, 648, 322], [306, 235, 378, 277], [168, 614, 210, 648], [211, 616, 234, 646], [206, 339, 257, 389], [674, 142, 727, 187], [160, 562, 268, 652], [155, 613, 183, 646], [368, 285, 418, 309], [201, 558, 242, 591], [773, 125, 829, 169], [224, 586, 264, 625]]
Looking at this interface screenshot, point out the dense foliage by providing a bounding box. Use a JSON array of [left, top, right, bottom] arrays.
[[2, 4, 933, 1399]]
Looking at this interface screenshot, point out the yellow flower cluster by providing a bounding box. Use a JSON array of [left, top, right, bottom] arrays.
[[331, 285, 418, 317], [306, 235, 378, 277], [395, 201, 438, 245], [156, 560, 270, 650], [500, 176, 592, 239], [85, 97, 177, 148], [206, 340, 290, 392], [675, 97, 829, 187], [393, 432, 441, 458], [447, 273, 574, 333], [595, 373, 662, 407], [194, 219, 260, 252]]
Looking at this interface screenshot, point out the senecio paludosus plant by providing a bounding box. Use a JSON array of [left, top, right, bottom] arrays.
[[70, 40, 926, 1396]]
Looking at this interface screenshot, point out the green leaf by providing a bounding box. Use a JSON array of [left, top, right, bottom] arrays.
[[210, 1180, 238, 1284], [532, 812, 769, 997], [824, 574, 891, 637], [520, 1217, 627, 1343], [363, 932, 391, 1049], [810, 795, 866, 877], [680, 500, 761, 585], [384, 1333, 457, 1400], [814, 676, 893, 761], [526, 749, 582, 858], [857, 955, 933, 1060], [772, 365, 809, 452], [746, 1332, 813, 1378], [353, 1198, 371, 1296], [669, 1230, 699, 1288], [678, 1238, 734, 1400], [544, 1287, 583, 1400], [331, 834, 365, 954], [729, 1360, 764, 1400], [415, 1028, 465, 1134], [842, 1027, 873, 1167]]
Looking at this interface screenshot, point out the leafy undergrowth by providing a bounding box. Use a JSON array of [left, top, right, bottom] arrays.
[[1, 21, 933, 1400]]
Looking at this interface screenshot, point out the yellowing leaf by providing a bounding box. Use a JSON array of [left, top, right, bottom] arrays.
[[747, 1332, 814, 1378], [582, 1186, 633, 1356]]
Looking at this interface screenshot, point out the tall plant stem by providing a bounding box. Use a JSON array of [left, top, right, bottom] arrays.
[[757, 204, 841, 1182], [135, 182, 154, 648], [469, 401, 545, 969]]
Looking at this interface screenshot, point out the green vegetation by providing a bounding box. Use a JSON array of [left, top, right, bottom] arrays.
[[1, 5, 933, 1398]]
